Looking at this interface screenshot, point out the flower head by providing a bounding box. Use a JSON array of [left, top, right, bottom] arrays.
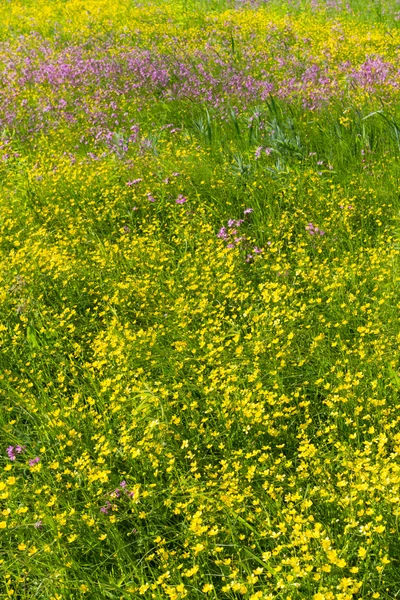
[[7, 446, 16, 461]]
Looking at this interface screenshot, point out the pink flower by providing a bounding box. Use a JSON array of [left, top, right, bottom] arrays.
[[6, 446, 16, 461], [175, 195, 187, 204], [29, 457, 40, 466]]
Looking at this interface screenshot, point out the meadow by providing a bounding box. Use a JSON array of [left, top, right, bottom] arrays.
[[2, 0, 400, 598]]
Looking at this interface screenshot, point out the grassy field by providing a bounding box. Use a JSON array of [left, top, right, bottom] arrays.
[[2, 0, 400, 598]]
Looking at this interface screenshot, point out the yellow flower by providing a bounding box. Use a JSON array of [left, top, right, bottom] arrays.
[[374, 525, 385, 534], [358, 547, 367, 559], [202, 584, 213, 593], [0, 521, 6, 529], [18, 543, 26, 551]]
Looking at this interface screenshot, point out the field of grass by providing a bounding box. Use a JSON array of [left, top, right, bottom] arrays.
[[3, 0, 400, 598]]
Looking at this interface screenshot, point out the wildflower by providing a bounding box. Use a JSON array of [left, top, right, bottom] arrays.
[[119, 481, 127, 488], [126, 179, 142, 186], [123, 226, 130, 233], [244, 208, 253, 215], [253, 246, 263, 254], [29, 457, 40, 466], [34, 520, 43, 529], [100, 501, 111, 514], [217, 227, 228, 239], [6, 446, 16, 461], [175, 195, 187, 204], [147, 194, 156, 202]]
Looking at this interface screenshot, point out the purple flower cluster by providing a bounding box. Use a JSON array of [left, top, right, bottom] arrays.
[[306, 222, 325, 236], [6, 445, 41, 467], [6, 445, 26, 460], [255, 146, 273, 159], [217, 208, 265, 261], [101, 480, 135, 514]]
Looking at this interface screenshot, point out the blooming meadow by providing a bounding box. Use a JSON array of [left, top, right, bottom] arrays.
[[2, 0, 400, 598]]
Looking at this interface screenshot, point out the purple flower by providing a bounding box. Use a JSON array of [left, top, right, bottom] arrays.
[[120, 481, 127, 489], [253, 246, 263, 254], [15, 445, 26, 454], [265, 147, 272, 155], [128, 491, 135, 498], [244, 208, 253, 215], [245, 254, 254, 263], [227, 219, 236, 227], [34, 520, 43, 529], [305, 223, 315, 235], [226, 243, 235, 249], [100, 501, 111, 515], [175, 195, 187, 204], [126, 178, 142, 186], [29, 457, 40, 466], [7, 446, 16, 461], [132, 206, 138, 211], [147, 194, 156, 203], [217, 227, 228, 239], [123, 226, 130, 233]]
